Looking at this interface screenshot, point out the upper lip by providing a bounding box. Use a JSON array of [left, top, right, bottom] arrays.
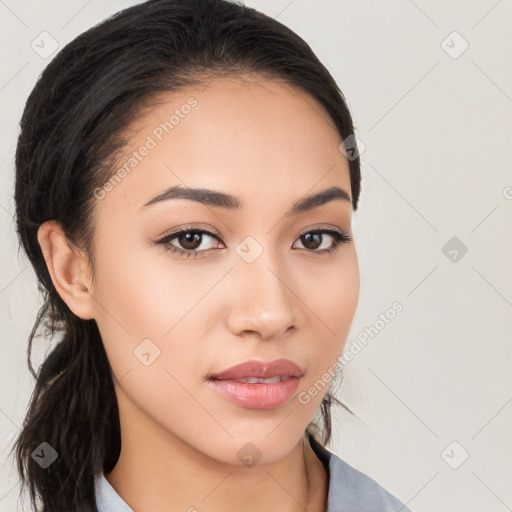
[[210, 358, 304, 380]]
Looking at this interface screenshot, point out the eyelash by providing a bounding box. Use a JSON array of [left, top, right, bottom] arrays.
[[155, 227, 352, 259]]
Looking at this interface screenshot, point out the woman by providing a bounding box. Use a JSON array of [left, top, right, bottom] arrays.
[[12, 0, 412, 511]]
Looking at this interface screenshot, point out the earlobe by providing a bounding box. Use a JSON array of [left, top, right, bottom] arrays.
[[37, 220, 95, 320]]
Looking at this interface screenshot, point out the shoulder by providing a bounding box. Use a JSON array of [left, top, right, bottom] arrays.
[[327, 452, 413, 512], [308, 434, 413, 512]]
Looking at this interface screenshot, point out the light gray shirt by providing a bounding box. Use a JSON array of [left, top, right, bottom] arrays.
[[94, 435, 413, 512]]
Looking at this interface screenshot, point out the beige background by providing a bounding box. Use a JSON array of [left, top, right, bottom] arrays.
[[1, 1, 511, 511]]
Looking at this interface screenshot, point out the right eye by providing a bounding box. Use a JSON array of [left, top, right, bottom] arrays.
[[155, 228, 224, 258]]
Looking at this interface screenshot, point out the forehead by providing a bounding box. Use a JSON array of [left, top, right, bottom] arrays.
[[94, 76, 351, 218]]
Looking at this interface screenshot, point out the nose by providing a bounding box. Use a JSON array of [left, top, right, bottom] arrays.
[[226, 244, 297, 341]]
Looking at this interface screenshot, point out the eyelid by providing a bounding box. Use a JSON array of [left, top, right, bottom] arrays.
[[296, 223, 348, 237], [154, 224, 222, 243]]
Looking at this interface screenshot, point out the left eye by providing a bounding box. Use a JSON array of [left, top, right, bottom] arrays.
[[155, 228, 351, 259], [293, 230, 347, 251]]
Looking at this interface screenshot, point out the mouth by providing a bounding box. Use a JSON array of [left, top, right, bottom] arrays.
[[207, 358, 304, 410]]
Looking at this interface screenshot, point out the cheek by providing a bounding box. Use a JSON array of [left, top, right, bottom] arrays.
[[300, 246, 359, 340], [326, 258, 359, 342], [295, 250, 359, 404], [92, 235, 213, 338], [90, 236, 227, 392], [90, 242, 214, 430]]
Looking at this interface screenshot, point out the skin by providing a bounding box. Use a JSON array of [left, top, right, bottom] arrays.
[[38, 76, 360, 512]]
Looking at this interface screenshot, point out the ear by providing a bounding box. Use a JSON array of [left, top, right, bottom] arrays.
[[37, 220, 95, 320]]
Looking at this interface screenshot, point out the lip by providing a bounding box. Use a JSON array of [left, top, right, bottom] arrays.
[[210, 358, 304, 380], [207, 358, 304, 410]]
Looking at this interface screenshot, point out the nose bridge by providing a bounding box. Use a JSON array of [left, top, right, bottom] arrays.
[[227, 234, 296, 337]]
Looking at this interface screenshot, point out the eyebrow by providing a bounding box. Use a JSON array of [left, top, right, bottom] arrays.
[[140, 185, 351, 216]]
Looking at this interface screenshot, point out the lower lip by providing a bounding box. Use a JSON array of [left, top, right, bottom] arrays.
[[208, 377, 301, 410]]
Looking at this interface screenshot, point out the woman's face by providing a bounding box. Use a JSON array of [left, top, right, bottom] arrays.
[[89, 77, 359, 464]]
